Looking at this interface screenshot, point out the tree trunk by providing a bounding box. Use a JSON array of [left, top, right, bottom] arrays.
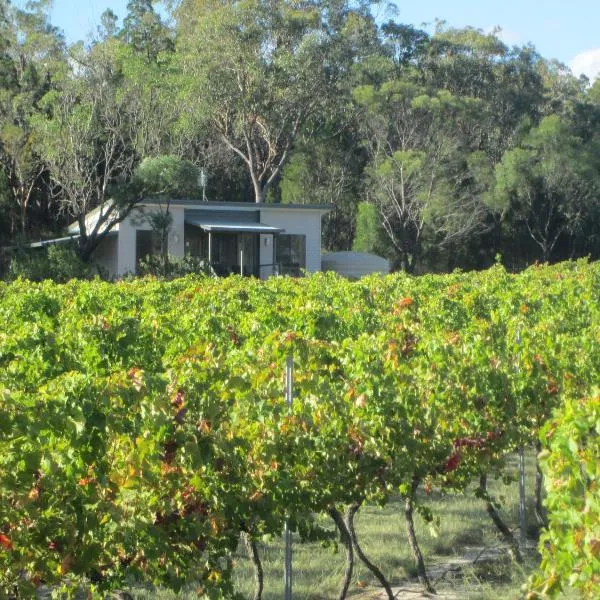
[[329, 507, 354, 600], [251, 174, 266, 204], [534, 442, 547, 527], [20, 196, 27, 235], [345, 502, 394, 599], [243, 532, 264, 600], [404, 478, 435, 594], [479, 474, 523, 563]]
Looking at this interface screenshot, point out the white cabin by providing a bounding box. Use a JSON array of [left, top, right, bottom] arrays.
[[70, 200, 333, 279]]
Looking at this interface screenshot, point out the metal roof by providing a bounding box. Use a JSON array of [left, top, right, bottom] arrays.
[[185, 218, 284, 234], [25, 235, 80, 249], [144, 199, 334, 211]]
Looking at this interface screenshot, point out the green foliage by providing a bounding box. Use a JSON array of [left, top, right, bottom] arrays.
[[122, 0, 174, 61], [129, 156, 200, 200], [136, 253, 211, 278], [527, 393, 600, 599], [2, 1, 600, 270], [352, 202, 386, 255], [0, 261, 599, 596], [7, 244, 94, 282], [354, 78, 490, 271], [492, 115, 600, 261]]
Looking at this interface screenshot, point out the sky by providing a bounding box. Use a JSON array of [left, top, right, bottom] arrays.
[[33, 0, 600, 81]]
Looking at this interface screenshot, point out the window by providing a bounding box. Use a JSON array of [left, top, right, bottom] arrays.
[[276, 234, 306, 274], [136, 230, 161, 267]]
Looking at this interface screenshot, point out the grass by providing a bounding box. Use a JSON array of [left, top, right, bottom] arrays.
[[134, 451, 545, 599]]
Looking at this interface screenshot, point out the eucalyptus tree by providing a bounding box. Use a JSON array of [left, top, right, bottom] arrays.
[[280, 129, 365, 250], [0, 0, 65, 234], [118, 2, 179, 159], [32, 39, 197, 263], [354, 80, 490, 272], [174, 0, 374, 204], [415, 26, 547, 162], [492, 115, 600, 262], [122, 0, 174, 62]]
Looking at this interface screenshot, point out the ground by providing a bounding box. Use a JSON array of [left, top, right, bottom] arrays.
[[137, 453, 548, 599]]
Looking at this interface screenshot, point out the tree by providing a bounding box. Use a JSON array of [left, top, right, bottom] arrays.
[[174, 0, 348, 203], [129, 155, 199, 274], [354, 80, 489, 272], [352, 201, 386, 255], [280, 128, 364, 250], [33, 39, 198, 263], [121, 0, 174, 62], [492, 115, 599, 262], [0, 0, 65, 234], [96, 9, 119, 41]]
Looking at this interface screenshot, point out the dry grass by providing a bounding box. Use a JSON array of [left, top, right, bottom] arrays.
[[134, 452, 544, 599]]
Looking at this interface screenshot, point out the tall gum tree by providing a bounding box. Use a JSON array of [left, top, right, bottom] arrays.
[[0, 0, 65, 234], [354, 80, 489, 272], [33, 39, 198, 263], [492, 115, 600, 263], [174, 0, 357, 203]]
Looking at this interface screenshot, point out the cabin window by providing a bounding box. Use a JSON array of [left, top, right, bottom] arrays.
[[136, 230, 161, 268], [276, 234, 306, 274]]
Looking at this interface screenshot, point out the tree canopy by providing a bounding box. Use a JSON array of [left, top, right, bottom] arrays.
[[0, 0, 599, 273]]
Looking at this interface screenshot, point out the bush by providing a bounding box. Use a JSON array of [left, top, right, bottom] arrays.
[[352, 202, 387, 257], [7, 244, 94, 282], [136, 253, 211, 278]]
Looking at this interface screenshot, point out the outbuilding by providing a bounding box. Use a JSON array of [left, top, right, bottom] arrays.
[[69, 200, 333, 279]]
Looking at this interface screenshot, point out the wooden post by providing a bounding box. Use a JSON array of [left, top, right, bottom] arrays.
[[515, 326, 527, 549]]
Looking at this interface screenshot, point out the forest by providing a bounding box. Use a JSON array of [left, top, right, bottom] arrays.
[[1, 0, 600, 276]]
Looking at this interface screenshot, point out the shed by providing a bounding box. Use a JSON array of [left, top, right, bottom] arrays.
[[321, 251, 389, 279]]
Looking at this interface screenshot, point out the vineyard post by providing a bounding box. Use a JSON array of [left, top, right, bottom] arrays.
[[284, 354, 293, 600], [519, 447, 527, 547], [516, 327, 527, 548]]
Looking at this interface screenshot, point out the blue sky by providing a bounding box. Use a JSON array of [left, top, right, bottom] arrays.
[[32, 1, 600, 79]]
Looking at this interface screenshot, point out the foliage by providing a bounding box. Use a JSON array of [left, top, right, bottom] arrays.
[[352, 201, 386, 256], [493, 115, 600, 262], [0, 261, 599, 596], [527, 392, 600, 599], [7, 243, 94, 282], [2, 2, 600, 271], [354, 80, 490, 271], [130, 156, 200, 200], [136, 253, 211, 278], [0, 0, 65, 234]]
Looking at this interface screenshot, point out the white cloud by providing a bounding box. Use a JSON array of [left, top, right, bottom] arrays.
[[569, 49, 600, 82]]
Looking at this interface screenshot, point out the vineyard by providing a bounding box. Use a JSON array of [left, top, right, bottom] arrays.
[[0, 262, 599, 599]]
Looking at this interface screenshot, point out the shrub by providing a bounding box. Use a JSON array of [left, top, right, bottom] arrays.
[[136, 253, 211, 278], [7, 243, 96, 282]]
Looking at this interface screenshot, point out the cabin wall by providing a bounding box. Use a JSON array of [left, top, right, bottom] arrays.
[[116, 206, 185, 276], [91, 235, 118, 279], [260, 209, 323, 273]]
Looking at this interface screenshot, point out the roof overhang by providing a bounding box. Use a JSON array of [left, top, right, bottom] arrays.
[[25, 235, 80, 249], [185, 218, 285, 234]]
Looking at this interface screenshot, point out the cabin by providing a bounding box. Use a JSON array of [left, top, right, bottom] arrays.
[[70, 200, 333, 279]]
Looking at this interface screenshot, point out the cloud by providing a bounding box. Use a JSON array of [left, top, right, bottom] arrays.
[[569, 49, 600, 81]]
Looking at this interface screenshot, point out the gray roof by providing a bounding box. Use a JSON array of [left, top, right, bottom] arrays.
[[186, 218, 284, 234], [142, 199, 334, 211]]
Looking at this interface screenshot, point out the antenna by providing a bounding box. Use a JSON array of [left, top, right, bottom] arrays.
[[199, 168, 208, 202]]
